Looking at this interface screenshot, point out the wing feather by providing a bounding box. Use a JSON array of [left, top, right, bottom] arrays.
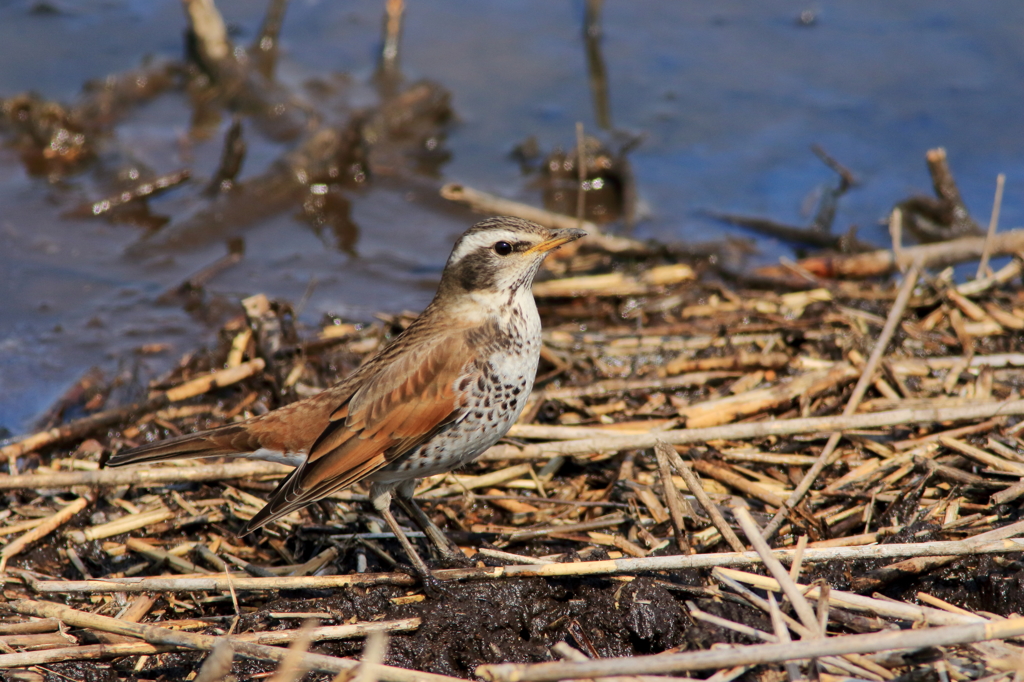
[[245, 333, 474, 532]]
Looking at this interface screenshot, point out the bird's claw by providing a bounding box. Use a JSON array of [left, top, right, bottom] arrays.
[[394, 562, 453, 599]]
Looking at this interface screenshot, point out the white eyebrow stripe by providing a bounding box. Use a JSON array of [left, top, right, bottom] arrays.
[[447, 229, 530, 266]]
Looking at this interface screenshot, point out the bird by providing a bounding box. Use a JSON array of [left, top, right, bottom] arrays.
[[107, 216, 585, 580]]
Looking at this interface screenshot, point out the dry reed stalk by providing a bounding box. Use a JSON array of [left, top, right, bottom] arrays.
[[849, 518, 1024, 592], [692, 459, 787, 509], [0, 619, 60, 636], [806, 528, 902, 548], [0, 631, 72, 650], [163, 359, 267, 402], [19, 533, 1024, 593], [505, 400, 1024, 459], [939, 436, 1024, 475], [977, 173, 1006, 278], [771, 228, 1024, 279], [890, 419, 1006, 450], [183, 0, 230, 62], [0, 496, 90, 572], [0, 641, 171, 669], [687, 602, 775, 643], [0, 517, 48, 537], [732, 507, 821, 636], [505, 514, 628, 542], [991, 480, 1024, 505], [958, 256, 1021, 296], [550, 641, 706, 682], [533, 269, 694, 298], [66, 508, 175, 544], [417, 463, 533, 498], [234, 619, 420, 645], [476, 615, 1024, 680], [194, 640, 234, 682], [377, 0, 404, 76], [0, 460, 291, 491], [663, 351, 791, 376], [267, 619, 317, 682], [653, 443, 691, 553], [349, 630, 388, 682], [125, 538, 212, 574], [529, 371, 741, 402], [476, 548, 549, 565], [708, 570, 892, 680], [656, 442, 745, 553], [762, 260, 922, 539], [888, 354, 1024, 372], [718, 451, 819, 466], [87, 594, 158, 646], [6, 601, 459, 682], [766, 593, 803, 681], [716, 568, 983, 626], [677, 364, 858, 429], [916, 592, 977, 618]]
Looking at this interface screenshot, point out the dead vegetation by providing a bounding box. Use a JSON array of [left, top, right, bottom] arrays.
[[5, 1, 1024, 682], [5, 208, 1024, 680]]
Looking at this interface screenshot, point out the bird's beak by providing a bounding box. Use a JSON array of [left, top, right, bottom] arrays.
[[525, 227, 588, 254]]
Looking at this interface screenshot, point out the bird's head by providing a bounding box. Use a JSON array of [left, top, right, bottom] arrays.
[[438, 216, 586, 300]]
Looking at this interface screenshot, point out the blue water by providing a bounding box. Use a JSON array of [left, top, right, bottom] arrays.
[[1, 0, 1022, 432]]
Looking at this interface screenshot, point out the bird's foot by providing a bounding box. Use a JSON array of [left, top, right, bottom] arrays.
[[394, 562, 452, 599]]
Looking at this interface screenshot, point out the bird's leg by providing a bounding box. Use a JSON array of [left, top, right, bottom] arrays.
[[370, 486, 447, 597], [393, 480, 469, 567]]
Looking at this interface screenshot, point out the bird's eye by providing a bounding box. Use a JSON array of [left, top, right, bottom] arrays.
[[493, 241, 513, 256]]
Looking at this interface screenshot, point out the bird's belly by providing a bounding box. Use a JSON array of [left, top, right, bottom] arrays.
[[370, 405, 521, 483]]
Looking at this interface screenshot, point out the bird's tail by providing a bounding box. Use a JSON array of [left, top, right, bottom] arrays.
[[106, 423, 251, 467]]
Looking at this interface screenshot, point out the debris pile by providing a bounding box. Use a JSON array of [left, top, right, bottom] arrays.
[[4, 1, 1024, 681]]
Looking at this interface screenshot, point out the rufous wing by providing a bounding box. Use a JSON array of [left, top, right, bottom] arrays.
[[244, 334, 475, 532]]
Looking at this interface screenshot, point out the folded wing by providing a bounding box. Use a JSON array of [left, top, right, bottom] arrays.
[[244, 334, 473, 532]]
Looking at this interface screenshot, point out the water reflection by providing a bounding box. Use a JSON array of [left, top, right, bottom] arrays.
[[540, 135, 630, 225], [299, 184, 359, 256]]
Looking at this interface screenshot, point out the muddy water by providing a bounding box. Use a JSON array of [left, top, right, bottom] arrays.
[[2, 0, 1023, 433]]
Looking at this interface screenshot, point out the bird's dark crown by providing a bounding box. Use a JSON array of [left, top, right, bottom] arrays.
[[459, 216, 550, 241]]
